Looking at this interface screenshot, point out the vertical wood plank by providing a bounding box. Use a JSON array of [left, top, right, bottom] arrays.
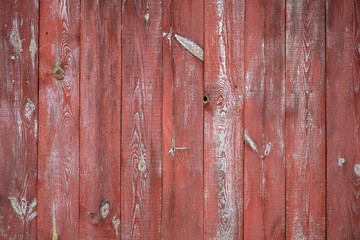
[[80, 1, 121, 239], [162, 0, 204, 239], [120, 0, 162, 239], [38, 0, 80, 238], [286, 1, 326, 239], [0, 1, 39, 239], [327, 0, 360, 238], [244, 0, 285, 239], [203, 0, 244, 239]]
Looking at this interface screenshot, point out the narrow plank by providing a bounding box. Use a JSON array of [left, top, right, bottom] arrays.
[[120, 0, 162, 239], [38, 0, 80, 238], [162, 0, 204, 239], [79, 1, 121, 239], [244, 0, 286, 238], [203, 0, 244, 239], [327, 0, 360, 238], [286, 1, 326, 239], [0, 1, 39, 239]]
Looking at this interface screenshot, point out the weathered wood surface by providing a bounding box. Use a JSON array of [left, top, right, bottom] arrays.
[[327, 0, 360, 239], [121, 0, 162, 239], [1, 1, 360, 239], [162, 0, 204, 239], [244, 0, 286, 239], [0, 1, 38, 239], [204, 0, 244, 239], [286, 1, 326, 239], [38, 0, 80, 239], [80, 1, 121, 239]]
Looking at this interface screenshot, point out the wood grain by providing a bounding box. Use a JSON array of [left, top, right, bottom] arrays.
[[203, 0, 244, 239], [286, 1, 326, 239], [0, 1, 39, 239], [121, 0, 162, 239], [244, 0, 286, 239], [38, 0, 80, 238], [327, 0, 360, 239], [80, 1, 121, 239], [162, 0, 204, 239]]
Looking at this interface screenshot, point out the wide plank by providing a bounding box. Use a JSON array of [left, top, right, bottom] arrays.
[[120, 0, 162, 239], [0, 1, 39, 239], [244, 0, 286, 238], [80, 0, 121, 239], [203, 0, 244, 239], [327, 0, 360, 238], [38, 0, 80, 238]]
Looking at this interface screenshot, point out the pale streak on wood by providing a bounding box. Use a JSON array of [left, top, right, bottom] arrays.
[[244, 130, 259, 153], [29, 22, 37, 71], [10, 17, 23, 52], [174, 34, 204, 61], [112, 216, 120, 237], [52, 207, 57, 240]]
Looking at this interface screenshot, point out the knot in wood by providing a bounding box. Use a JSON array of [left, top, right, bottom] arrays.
[[52, 65, 65, 80]]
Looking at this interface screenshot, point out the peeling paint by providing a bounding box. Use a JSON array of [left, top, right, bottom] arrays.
[[52, 208, 57, 240], [174, 34, 204, 61], [10, 18, 23, 52], [138, 159, 146, 172], [8, 196, 37, 222], [244, 130, 258, 153], [25, 98, 35, 121], [354, 164, 360, 177], [338, 157, 345, 166], [264, 142, 272, 156], [112, 216, 120, 237], [29, 23, 37, 71], [100, 202, 110, 219]]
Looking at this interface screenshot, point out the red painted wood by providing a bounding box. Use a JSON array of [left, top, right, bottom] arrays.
[[120, 0, 162, 239], [327, 0, 360, 239], [244, 0, 285, 239], [80, 1, 121, 239], [286, 1, 326, 239], [0, 1, 38, 239], [203, 0, 244, 239], [162, 0, 204, 239], [38, 0, 80, 239]]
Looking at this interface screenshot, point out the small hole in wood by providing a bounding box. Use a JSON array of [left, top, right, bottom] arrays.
[[204, 92, 209, 105]]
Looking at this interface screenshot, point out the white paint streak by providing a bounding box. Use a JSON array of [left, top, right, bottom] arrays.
[[10, 18, 23, 52], [264, 142, 272, 156], [338, 157, 345, 167], [29, 23, 37, 71], [100, 202, 110, 219], [244, 130, 258, 153], [174, 34, 204, 61], [112, 216, 120, 237], [9, 196, 37, 223], [354, 164, 360, 177], [25, 98, 35, 121]]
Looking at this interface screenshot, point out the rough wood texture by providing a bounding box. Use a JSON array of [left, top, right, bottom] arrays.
[[0, 1, 39, 239], [120, 0, 162, 239], [203, 0, 244, 239], [244, 0, 285, 239], [286, 1, 326, 239], [80, 1, 121, 239], [38, 0, 80, 239], [162, 0, 204, 239], [327, 0, 360, 239]]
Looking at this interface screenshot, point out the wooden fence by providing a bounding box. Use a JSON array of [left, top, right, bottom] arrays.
[[0, 0, 359, 239]]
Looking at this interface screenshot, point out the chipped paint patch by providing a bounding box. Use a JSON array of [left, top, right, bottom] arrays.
[[52, 208, 58, 240], [354, 164, 360, 176], [244, 130, 258, 153], [10, 18, 23, 52], [264, 142, 272, 156], [25, 98, 35, 121], [138, 159, 146, 172], [174, 34, 204, 61], [100, 202, 110, 219], [338, 157, 345, 166], [29, 23, 37, 70], [144, 12, 149, 22], [112, 216, 120, 237]]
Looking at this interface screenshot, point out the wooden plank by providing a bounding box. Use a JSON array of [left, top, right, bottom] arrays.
[[243, 0, 285, 239], [203, 0, 244, 239], [38, 0, 80, 238], [327, 0, 360, 238], [79, 1, 121, 239], [120, 0, 162, 239], [162, 0, 204, 239], [286, 1, 326, 239], [0, 1, 39, 239]]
